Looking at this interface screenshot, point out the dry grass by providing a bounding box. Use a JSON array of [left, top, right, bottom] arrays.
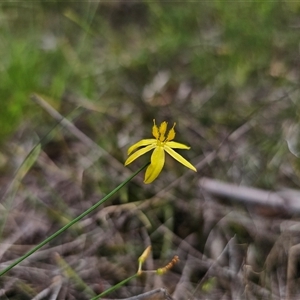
[[1, 91, 300, 299]]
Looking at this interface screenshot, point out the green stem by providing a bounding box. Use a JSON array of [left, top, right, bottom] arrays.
[[0, 163, 149, 277], [91, 274, 139, 300]]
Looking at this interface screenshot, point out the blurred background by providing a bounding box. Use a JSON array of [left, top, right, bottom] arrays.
[[1, 1, 300, 299]]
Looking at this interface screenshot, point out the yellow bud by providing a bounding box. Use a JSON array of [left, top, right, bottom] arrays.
[[138, 246, 152, 264]]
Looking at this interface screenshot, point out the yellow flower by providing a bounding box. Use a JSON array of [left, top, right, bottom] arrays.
[[125, 120, 197, 184]]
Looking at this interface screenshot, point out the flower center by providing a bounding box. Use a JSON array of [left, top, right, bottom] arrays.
[[152, 120, 176, 145]]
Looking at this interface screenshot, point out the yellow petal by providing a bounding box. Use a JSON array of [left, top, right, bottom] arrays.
[[127, 139, 156, 155], [165, 141, 190, 149], [164, 145, 197, 172], [125, 144, 156, 166], [144, 147, 165, 183]]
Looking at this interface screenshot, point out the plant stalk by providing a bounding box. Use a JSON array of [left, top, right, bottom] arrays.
[[0, 163, 149, 276]]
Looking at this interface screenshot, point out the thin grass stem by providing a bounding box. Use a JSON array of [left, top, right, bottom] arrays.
[[0, 162, 149, 277], [90, 274, 139, 300]]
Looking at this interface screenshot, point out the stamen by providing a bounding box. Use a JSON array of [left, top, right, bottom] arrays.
[[152, 119, 159, 139], [167, 122, 176, 141], [159, 121, 167, 142]]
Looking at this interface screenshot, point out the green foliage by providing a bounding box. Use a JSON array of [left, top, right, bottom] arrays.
[[1, 1, 299, 143]]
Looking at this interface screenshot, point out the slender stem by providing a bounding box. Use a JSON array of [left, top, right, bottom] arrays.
[[90, 274, 139, 300], [0, 163, 149, 277]]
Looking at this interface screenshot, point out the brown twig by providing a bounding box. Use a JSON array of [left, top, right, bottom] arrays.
[[30, 93, 127, 174], [199, 177, 300, 215]]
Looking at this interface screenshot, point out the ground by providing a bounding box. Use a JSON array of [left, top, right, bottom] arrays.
[[1, 2, 300, 299]]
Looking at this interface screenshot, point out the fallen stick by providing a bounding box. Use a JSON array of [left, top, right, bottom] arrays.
[[30, 93, 126, 173], [199, 177, 300, 215]]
